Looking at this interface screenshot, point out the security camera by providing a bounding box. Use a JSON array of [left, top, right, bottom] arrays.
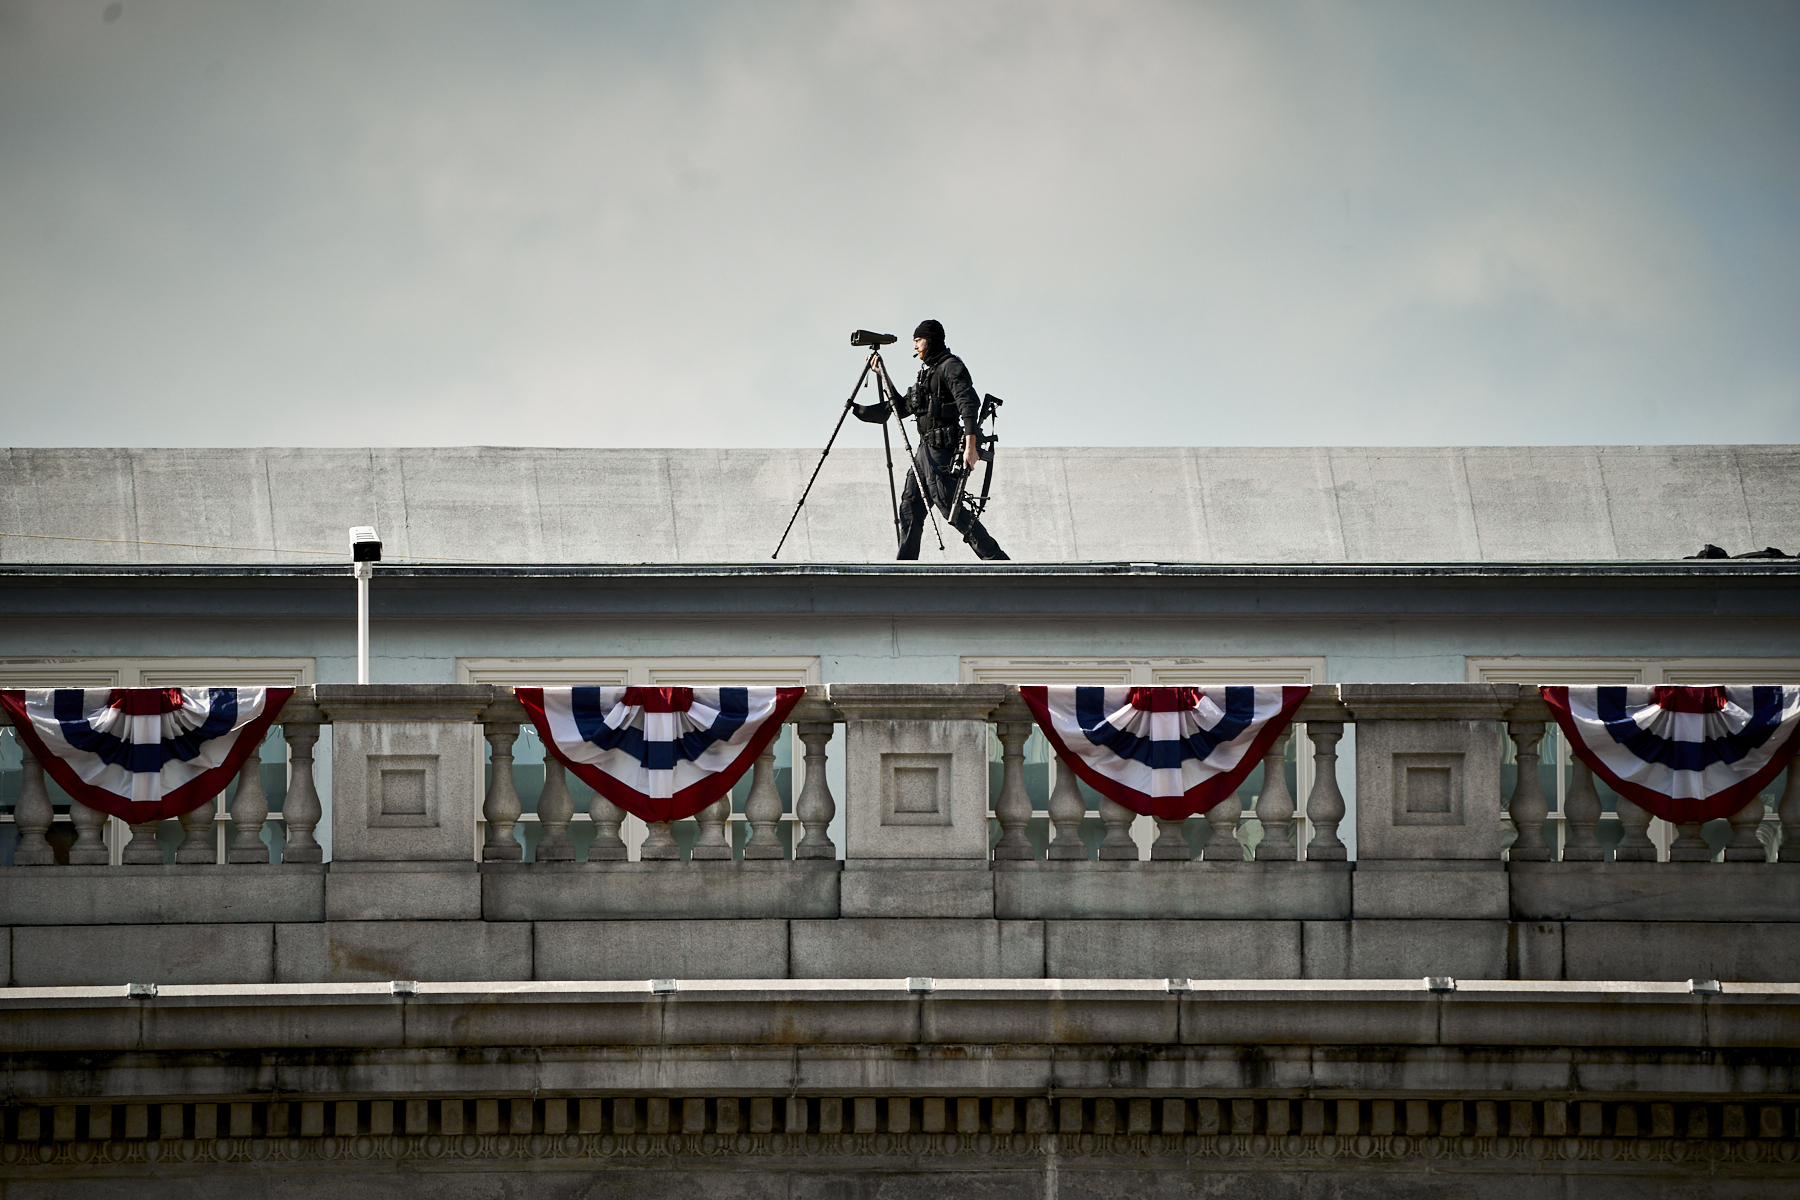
[[349, 526, 382, 563]]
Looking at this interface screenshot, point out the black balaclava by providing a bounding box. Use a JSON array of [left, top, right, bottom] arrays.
[[913, 319, 946, 357]]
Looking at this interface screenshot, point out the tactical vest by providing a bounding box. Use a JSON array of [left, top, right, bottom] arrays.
[[910, 353, 962, 439]]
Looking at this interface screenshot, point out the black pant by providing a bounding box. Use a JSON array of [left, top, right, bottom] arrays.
[[897, 437, 1009, 561]]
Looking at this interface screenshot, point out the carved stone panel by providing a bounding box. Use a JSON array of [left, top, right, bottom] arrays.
[[1391, 753, 1464, 826], [366, 755, 440, 828], [881, 753, 955, 826], [1356, 719, 1503, 860], [844, 719, 990, 859], [332, 720, 480, 861]]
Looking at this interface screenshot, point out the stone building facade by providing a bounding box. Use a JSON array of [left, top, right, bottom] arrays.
[[1, 445, 1798, 1197]]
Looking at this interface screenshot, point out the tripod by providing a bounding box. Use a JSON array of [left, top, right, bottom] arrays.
[[771, 348, 944, 559]]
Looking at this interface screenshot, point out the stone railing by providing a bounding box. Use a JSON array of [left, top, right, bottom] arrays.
[[1, 692, 326, 868], [987, 687, 1349, 864], [473, 689, 839, 865], [3, 683, 1796, 925]]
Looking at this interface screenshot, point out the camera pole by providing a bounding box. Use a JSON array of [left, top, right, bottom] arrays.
[[771, 353, 880, 559]]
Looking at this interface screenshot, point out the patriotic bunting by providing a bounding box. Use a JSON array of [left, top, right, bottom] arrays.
[[1541, 685, 1800, 825], [1019, 685, 1310, 820], [514, 686, 805, 824], [0, 687, 293, 822]]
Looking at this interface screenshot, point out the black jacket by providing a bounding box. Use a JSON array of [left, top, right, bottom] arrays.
[[853, 348, 980, 439]]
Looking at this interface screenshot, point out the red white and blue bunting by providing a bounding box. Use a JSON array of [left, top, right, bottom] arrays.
[[514, 686, 805, 824], [0, 687, 293, 822], [1018, 685, 1310, 820], [1541, 685, 1800, 824]]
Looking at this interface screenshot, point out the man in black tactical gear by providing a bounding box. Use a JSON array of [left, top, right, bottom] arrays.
[[852, 319, 1010, 561]]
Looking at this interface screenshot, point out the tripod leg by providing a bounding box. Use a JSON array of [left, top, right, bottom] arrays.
[[926, 486, 946, 550], [881, 421, 902, 551], [771, 356, 877, 559]]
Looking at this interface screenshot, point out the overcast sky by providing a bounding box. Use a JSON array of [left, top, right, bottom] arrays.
[[2, 0, 1797, 450]]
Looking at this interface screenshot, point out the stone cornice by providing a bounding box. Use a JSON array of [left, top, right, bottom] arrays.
[[313, 684, 494, 723], [4, 562, 1797, 622], [4, 979, 1795, 1055], [1338, 683, 1520, 721], [826, 684, 1010, 721]]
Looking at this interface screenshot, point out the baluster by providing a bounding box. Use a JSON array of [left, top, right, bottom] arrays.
[[1046, 763, 1087, 860], [1613, 794, 1657, 861], [12, 740, 55, 865], [175, 799, 217, 863], [1779, 768, 1800, 863], [226, 748, 270, 864], [481, 724, 524, 862], [279, 723, 323, 863], [1096, 795, 1139, 859], [1562, 760, 1601, 862], [587, 791, 628, 862], [1303, 723, 1346, 860], [1667, 820, 1711, 862], [741, 749, 785, 859], [1724, 790, 1769, 862], [992, 720, 1034, 860], [1203, 790, 1243, 861], [122, 820, 164, 865], [1505, 722, 1552, 861], [536, 757, 576, 862], [640, 821, 680, 861], [690, 796, 732, 860], [1254, 731, 1296, 861], [793, 721, 837, 859], [1149, 817, 1190, 860], [68, 796, 110, 865]]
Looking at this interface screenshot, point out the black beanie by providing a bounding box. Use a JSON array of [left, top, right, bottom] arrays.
[[913, 319, 945, 344]]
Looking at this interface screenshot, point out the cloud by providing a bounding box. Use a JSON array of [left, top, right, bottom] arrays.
[[0, 0, 1795, 450]]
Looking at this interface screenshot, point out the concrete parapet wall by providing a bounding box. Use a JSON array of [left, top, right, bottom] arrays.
[[3, 444, 1796, 564], [6, 916, 1798, 986], [9, 860, 1799, 927]]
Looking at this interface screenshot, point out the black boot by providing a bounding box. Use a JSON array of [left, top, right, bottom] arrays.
[[952, 509, 1008, 561]]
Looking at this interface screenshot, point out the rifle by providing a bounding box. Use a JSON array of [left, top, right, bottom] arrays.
[[947, 393, 1003, 521]]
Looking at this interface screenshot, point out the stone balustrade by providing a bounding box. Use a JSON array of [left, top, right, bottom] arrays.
[[2, 693, 325, 871], [4, 682, 1789, 880], [2, 682, 1798, 986], [3, 683, 1785, 881]]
